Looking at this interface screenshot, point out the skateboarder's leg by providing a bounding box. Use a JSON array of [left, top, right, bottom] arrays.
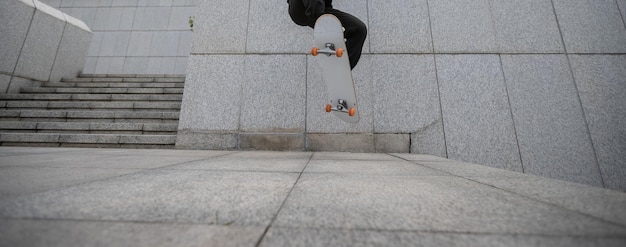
[[288, 0, 315, 27], [324, 9, 367, 69]]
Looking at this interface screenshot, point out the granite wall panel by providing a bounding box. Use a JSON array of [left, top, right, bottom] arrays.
[[569, 55, 626, 191], [501, 55, 602, 187], [436, 55, 523, 172], [553, 0, 626, 53]]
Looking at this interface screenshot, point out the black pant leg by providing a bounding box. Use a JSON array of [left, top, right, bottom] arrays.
[[324, 8, 367, 69], [288, 0, 315, 27]]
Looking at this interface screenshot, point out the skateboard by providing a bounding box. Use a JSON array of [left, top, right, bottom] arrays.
[[312, 14, 359, 123]]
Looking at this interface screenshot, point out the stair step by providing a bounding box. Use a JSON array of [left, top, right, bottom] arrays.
[[0, 110, 179, 123], [21, 87, 184, 94], [62, 77, 185, 83], [0, 94, 183, 101], [42, 82, 184, 88], [0, 75, 185, 149], [0, 133, 177, 148], [1, 101, 181, 111], [77, 74, 185, 79], [0, 121, 178, 134]]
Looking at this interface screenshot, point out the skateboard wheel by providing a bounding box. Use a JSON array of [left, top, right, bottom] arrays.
[[311, 47, 319, 56], [348, 107, 356, 117], [325, 104, 332, 113], [336, 48, 343, 58]]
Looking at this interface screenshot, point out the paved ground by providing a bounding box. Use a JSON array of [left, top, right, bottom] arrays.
[[0, 147, 625, 247]]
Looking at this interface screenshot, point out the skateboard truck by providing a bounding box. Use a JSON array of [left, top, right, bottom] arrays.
[[311, 43, 344, 58], [326, 99, 356, 117]]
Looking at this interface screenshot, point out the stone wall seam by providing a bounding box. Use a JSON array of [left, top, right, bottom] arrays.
[[7, 3, 38, 93], [49, 20, 69, 82], [497, 54, 525, 173], [619, 0, 626, 28], [564, 53, 606, 188], [432, 55, 448, 158]]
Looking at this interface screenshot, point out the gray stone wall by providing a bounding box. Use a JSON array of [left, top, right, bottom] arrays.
[[40, 0, 195, 75], [177, 0, 626, 191], [0, 0, 92, 92]]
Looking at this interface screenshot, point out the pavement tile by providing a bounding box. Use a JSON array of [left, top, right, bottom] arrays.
[[468, 176, 626, 227], [225, 151, 313, 160], [0, 169, 298, 226], [0, 219, 265, 247], [260, 227, 626, 247], [0, 166, 141, 200], [311, 152, 399, 161], [274, 173, 626, 236], [164, 151, 312, 173], [0, 152, 119, 168], [75, 149, 234, 158], [390, 153, 454, 162], [169, 157, 308, 173], [0, 147, 71, 157], [416, 161, 531, 178], [1, 147, 625, 246], [142, 149, 234, 157], [0, 147, 230, 169], [0, 152, 211, 169], [304, 159, 448, 176]]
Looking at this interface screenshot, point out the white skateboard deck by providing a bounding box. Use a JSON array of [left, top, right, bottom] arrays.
[[313, 14, 359, 123]]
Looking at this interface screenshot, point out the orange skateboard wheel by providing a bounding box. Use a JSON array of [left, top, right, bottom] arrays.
[[311, 47, 319, 56], [325, 104, 332, 113], [348, 107, 355, 117], [336, 48, 343, 57]]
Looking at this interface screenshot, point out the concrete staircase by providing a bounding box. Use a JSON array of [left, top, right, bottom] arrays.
[[0, 75, 184, 149]]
